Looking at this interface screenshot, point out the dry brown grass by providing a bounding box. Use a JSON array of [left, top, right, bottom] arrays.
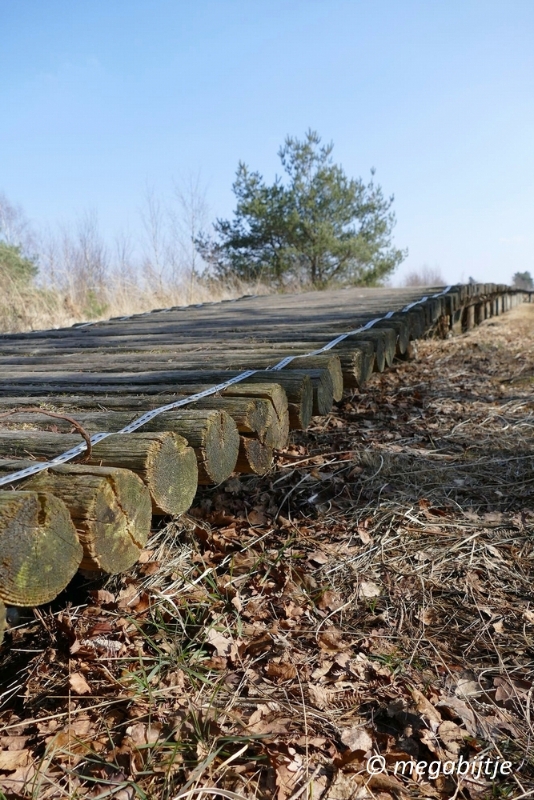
[[0, 304, 533, 799], [0, 276, 272, 334]]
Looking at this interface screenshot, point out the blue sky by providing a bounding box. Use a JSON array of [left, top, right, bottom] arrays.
[[1, 0, 533, 285]]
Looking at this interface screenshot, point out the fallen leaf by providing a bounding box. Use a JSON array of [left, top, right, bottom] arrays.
[[438, 720, 465, 758], [248, 509, 267, 525], [417, 607, 436, 625], [318, 590, 343, 611], [436, 696, 477, 736], [0, 749, 31, 770], [140, 561, 160, 576], [318, 629, 346, 651], [411, 688, 441, 729], [0, 762, 36, 793], [265, 662, 297, 681], [89, 589, 115, 605], [69, 672, 91, 695], [358, 580, 381, 599], [206, 628, 233, 657], [340, 726, 373, 753], [0, 736, 28, 751], [308, 551, 329, 565], [127, 722, 162, 746]]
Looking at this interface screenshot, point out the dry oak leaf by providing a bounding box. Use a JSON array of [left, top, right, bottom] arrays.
[[436, 696, 477, 736], [0, 736, 28, 751], [438, 720, 466, 759], [340, 726, 373, 753], [271, 747, 304, 800], [90, 589, 115, 605], [265, 662, 297, 681], [206, 628, 233, 658], [411, 688, 442, 730], [0, 762, 37, 794], [69, 672, 91, 695], [358, 580, 381, 599], [318, 629, 346, 651], [127, 722, 162, 746], [309, 550, 329, 565], [318, 590, 343, 611], [416, 607, 436, 625], [0, 750, 31, 770]]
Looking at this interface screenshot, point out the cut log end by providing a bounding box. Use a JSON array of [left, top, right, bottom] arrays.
[[147, 434, 198, 515], [0, 490, 82, 606], [78, 467, 152, 573], [235, 436, 273, 475], [198, 410, 240, 484], [3, 462, 154, 575]]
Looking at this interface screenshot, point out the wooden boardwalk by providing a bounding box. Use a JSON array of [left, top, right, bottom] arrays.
[[0, 282, 527, 627]]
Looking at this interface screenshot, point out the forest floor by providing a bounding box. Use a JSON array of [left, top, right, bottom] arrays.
[[1, 302, 533, 800]]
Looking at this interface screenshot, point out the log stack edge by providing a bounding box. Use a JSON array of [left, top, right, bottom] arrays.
[[0, 282, 529, 635]]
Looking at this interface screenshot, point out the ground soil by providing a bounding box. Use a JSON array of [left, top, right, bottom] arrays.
[[1, 302, 533, 800]]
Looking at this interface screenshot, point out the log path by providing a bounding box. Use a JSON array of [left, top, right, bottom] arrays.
[[0, 282, 529, 634]]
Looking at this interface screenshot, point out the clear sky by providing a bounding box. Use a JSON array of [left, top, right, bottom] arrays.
[[1, 0, 533, 286]]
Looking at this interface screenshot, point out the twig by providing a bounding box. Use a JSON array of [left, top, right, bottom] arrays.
[[0, 406, 93, 461]]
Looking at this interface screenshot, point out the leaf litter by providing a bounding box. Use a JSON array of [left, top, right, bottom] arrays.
[[0, 303, 533, 799]]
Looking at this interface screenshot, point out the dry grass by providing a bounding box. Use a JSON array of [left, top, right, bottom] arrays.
[[0, 304, 533, 800], [0, 275, 271, 335]]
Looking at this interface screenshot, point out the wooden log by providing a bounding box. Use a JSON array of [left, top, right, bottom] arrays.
[[0, 349, 343, 401], [0, 370, 313, 432], [463, 304, 476, 332], [219, 383, 289, 448], [0, 430, 198, 514], [0, 598, 5, 645], [0, 383, 291, 450], [0, 287, 503, 358], [0, 490, 82, 606], [236, 436, 273, 475], [372, 316, 410, 355], [0, 288, 445, 345], [0, 461, 152, 573], [355, 328, 396, 370], [0, 411, 238, 486]]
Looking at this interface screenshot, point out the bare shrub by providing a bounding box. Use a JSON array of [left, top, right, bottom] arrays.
[[0, 186, 273, 334], [403, 264, 446, 287]]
